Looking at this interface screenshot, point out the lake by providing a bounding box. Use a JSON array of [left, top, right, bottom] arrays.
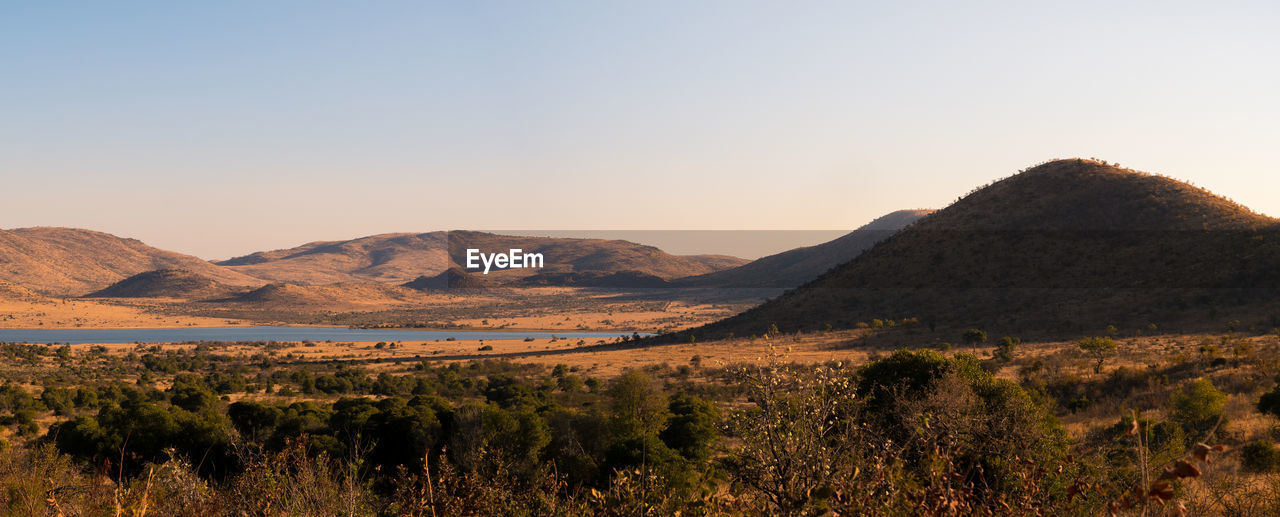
[[0, 326, 644, 345]]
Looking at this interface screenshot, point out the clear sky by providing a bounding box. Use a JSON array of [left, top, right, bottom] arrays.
[[3, 1, 1277, 260]]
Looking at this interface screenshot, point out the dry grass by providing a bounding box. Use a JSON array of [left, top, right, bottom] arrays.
[[0, 296, 232, 329], [1, 286, 754, 332]]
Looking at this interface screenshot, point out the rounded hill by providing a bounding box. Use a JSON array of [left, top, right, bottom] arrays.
[[402, 267, 491, 290], [87, 269, 238, 299], [678, 159, 1280, 339]]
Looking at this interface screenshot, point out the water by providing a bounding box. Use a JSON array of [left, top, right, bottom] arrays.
[[0, 326, 645, 345]]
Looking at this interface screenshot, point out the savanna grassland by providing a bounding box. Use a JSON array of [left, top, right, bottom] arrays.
[[2, 317, 1280, 515]]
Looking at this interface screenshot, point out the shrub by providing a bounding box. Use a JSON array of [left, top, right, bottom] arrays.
[[729, 349, 1071, 514], [858, 350, 1068, 495], [726, 361, 861, 513], [1169, 379, 1227, 436], [1259, 384, 1280, 420], [994, 336, 1020, 362], [1240, 440, 1280, 473]]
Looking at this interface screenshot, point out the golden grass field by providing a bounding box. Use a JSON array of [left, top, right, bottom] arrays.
[[0, 296, 234, 328]]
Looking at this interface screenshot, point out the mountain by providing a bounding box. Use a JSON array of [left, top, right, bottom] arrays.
[[219, 233, 450, 284], [673, 209, 933, 288], [87, 269, 239, 299], [0, 227, 264, 296], [403, 267, 492, 290], [228, 282, 429, 308], [678, 159, 1280, 339], [219, 230, 748, 285]]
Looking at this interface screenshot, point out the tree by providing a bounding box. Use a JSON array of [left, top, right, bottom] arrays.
[[602, 370, 680, 481], [1077, 337, 1118, 373], [51, 398, 234, 477], [556, 374, 585, 393], [366, 397, 442, 472], [482, 375, 538, 409], [228, 401, 282, 442], [962, 329, 987, 352], [607, 371, 670, 440], [40, 388, 75, 416], [170, 384, 218, 412], [660, 393, 719, 462]]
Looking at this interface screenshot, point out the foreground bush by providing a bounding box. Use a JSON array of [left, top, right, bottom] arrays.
[[0, 350, 1249, 515]]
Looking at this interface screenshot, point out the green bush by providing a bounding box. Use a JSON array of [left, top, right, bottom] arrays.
[[856, 350, 1068, 495], [994, 336, 1020, 362], [659, 393, 719, 462], [1169, 379, 1227, 436]]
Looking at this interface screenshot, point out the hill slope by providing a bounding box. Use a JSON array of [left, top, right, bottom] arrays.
[[87, 269, 240, 299], [402, 267, 493, 290], [0, 228, 264, 296], [220, 231, 748, 285], [228, 282, 430, 309], [673, 209, 933, 288], [682, 159, 1280, 339], [0, 282, 44, 302], [219, 233, 451, 284]]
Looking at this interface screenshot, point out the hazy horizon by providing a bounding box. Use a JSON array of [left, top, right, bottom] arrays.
[[4, 1, 1277, 259], [0, 225, 854, 262]]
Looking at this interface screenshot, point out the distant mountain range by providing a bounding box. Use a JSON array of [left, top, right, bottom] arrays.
[[215, 230, 747, 286], [674, 159, 1280, 340], [3, 221, 930, 300]]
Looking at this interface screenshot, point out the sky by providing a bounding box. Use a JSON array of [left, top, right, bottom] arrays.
[[3, 1, 1278, 260]]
